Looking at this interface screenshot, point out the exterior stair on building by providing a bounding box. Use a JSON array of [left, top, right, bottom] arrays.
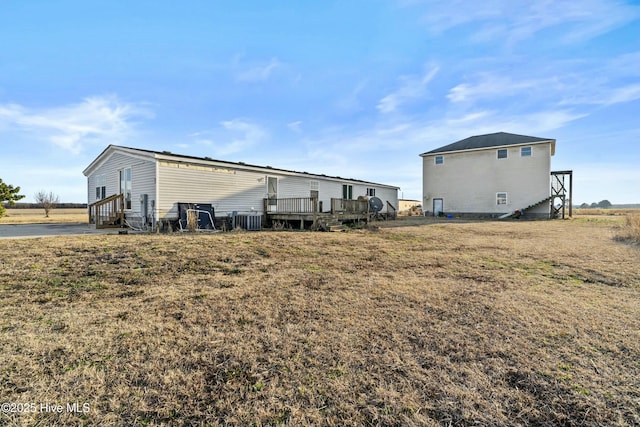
[[498, 197, 552, 219], [319, 216, 347, 232]]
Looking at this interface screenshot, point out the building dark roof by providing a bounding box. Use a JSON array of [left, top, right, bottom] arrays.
[[420, 132, 554, 156], [85, 144, 399, 189]]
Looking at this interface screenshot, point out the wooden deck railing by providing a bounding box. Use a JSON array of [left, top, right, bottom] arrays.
[[89, 194, 124, 229], [386, 201, 397, 219], [330, 198, 369, 215], [263, 197, 318, 214], [263, 197, 372, 216]]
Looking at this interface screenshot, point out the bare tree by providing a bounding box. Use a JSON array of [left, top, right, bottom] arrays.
[[34, 190, 60, 217]]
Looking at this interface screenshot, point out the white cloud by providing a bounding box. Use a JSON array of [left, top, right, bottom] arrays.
[[607, 52, 640, 77], [447, 74, 559, 103], [235, 57, 282, 82], [447, 55, 640, 110], [562, 83, 640, 107], [604, 84, 640, 105], [411, 0, 640, 45], [0, 96, 152, 154], [336, 80, 368, 112], [377, 66, 439, 113], [302, 104, 586, 163], [192, 119, 268, 157], [287, 121, 303, 133]]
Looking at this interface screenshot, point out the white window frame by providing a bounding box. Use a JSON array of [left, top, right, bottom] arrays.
[[497, 192, 508, 205], [497, 149, 508, 159], [95, 174, 106, 201], [435, 155, 444, 165], [342, 184, 353, 200], [366, 188, 376, 197], [521, 146, 532, 157]]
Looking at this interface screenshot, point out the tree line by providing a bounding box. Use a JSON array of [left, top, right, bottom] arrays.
[[1, 202, 87, 209], [579, 200, 612, 209]]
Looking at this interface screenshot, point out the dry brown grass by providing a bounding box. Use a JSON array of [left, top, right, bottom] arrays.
[[1, 219, 639, 426], [574, 208, 640, 217], [0, 208, 87, 224], [616, 214, 640, 245]]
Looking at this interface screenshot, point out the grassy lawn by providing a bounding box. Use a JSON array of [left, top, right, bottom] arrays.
[[0, 218, 639, 426], [0, 208, 88, 224]]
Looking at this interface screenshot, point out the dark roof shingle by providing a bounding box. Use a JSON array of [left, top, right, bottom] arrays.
[[421, 132, 554, 155], [93, 145, 399, 189]]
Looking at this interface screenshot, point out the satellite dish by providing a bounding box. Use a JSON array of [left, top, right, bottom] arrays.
[[369, 197, 383, 213]]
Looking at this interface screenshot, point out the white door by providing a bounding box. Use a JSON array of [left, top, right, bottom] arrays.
[[267, 176, 278, 212], [433, 198, 443, 216]]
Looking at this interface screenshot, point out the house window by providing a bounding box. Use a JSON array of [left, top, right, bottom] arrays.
[[435, 155, 444, 165], [310, 180, 319, 191], [366, 188, 376, 197], [95, 175, 106, 200], [342, 184, 353, 200], [497, 192, 508, 205], [119, 168, 132, 210], [521, 146, 532, 157], [497, 149, 508, 159]]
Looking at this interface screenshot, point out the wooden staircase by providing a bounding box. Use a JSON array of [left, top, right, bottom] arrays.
[[315, 216, 347, 232], [499, 197, 552, 219], [326, 218, 347, 232], [89, 194, 125, 229], [524, 196, 552, 212]]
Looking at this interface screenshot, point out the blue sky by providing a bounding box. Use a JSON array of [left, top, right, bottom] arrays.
[[1, 0, 639, 204]]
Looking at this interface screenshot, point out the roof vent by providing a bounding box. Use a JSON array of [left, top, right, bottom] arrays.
[[204, 156, 212, 160], [238, 162, 245, 165], [162, 150, 172, 154]]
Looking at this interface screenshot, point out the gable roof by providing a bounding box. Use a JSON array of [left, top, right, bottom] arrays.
[[420, 132, 555, 156], [83, 145, 400, 189]]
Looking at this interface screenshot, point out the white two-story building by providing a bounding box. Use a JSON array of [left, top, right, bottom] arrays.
[[420, 132, 556, 218]]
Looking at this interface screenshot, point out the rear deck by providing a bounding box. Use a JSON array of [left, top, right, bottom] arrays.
[[264, 197, 371, 230]]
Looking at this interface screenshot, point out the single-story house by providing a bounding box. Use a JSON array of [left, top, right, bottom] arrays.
[[420, 132, 560, 219], [398, 199, 422, 214], [83, 145, 399, 230]]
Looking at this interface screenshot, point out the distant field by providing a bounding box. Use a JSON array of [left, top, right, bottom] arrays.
[[0, 218, 639, 426], [0, 208, 87, 224], [574, 208, 640, 216]]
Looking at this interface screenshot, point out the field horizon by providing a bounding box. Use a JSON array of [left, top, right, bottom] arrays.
[[1, 217, 639, 426], [0, 208, 88, 225]]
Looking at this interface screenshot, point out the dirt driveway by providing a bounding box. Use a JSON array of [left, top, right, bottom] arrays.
[[0, 223, 117, 239]]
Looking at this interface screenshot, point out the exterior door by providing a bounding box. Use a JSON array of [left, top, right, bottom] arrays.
[[267, 176, 278, 211], [433, 198, 443, 216], [119, 167, 132, 210], [342, 184, 353, 200]]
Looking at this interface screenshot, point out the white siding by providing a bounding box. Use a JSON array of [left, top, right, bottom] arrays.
[[86, 152, 156, 217], [423, 142, 551, 216], [158, 162, 265, 218], [157, 160, 398, 219], [315, 181, 398, 213]]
